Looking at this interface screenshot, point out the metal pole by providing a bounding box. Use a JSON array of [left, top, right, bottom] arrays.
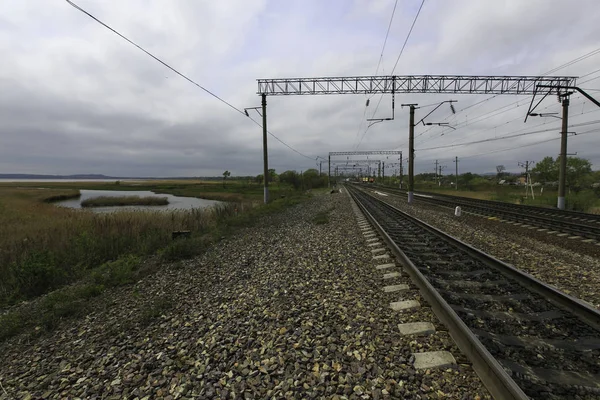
[[455, 156, 458, 190], [319, 161, 322, 176], [435, 160, 439, 186], [408, 105, 415, 204], [328, 155, 331, 188], [261, 93, 269, 204], [558, 96, 569, 210], [382, 162, 385, 185], [399, 152, 403, 189]]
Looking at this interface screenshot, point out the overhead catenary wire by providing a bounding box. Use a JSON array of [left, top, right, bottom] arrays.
[[65, 0, 322, 163], [409, 47, 600, 147], [352, 0, 399, 150], [417, 119, 600, 151], [460, 128, 597, 160], [356, 0, 426, 150]]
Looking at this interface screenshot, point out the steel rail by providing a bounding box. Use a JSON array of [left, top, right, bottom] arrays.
[[371, 185, 600, 240], [380, 185, 600, 223], [346, 185, 600, 399]]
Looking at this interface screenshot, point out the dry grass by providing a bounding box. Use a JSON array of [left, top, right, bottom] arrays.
[[0, 187, 239, 306], [81, 196, 168, 207]]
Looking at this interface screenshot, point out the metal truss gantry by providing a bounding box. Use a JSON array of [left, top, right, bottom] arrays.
[[328, 150, 403, 187], [258, 75, 576, 96], [254, 73, 591, 208]]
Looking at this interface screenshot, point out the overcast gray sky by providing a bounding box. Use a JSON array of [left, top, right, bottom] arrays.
[[1, 0, 600, 177]]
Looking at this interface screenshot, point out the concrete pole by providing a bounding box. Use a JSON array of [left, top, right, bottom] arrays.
[[434, 160, 439, 186], [408, 105, 415, 204], [557, 96, 569, 210], [261, 93, 269, 204], [399, 152, 403, 189], [319, 161, 322, 176], [455, 156, 458, 190], [328, 155, 331, 188]]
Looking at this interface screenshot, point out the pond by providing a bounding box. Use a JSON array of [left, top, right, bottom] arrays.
[[56, 190, 222, 213]]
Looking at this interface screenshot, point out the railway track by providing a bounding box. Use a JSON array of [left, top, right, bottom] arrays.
[[368, 185, 600, 243], [347, 185, 600, 400]]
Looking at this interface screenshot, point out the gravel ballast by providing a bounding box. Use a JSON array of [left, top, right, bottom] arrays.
[[0, 192, 489, 399], [366, 188, 600, 310]]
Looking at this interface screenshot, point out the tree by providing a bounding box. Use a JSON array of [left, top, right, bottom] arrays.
[[222, 170, 231, 187], [565, 156, 592, 188], [532, 156, 592, 187], [496, 165, 506, 181], [268, 169, 278, 183], [531, 156, 557, 183]]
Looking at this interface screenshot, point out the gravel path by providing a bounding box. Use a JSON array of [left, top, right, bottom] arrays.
[[365, 188, 600, 310], [0, 192, 489, 399]]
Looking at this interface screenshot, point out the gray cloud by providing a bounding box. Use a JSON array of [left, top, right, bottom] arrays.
[[1, 0, 599, 177]]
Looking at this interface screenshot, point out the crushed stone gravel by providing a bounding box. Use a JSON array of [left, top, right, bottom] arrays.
[[0, 192, 490, 399]]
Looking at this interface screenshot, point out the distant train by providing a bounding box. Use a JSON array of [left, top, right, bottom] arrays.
[[361, 177, 375, 183]]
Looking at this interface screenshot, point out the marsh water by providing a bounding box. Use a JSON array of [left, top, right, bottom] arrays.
[[56, 189, 221, 213]]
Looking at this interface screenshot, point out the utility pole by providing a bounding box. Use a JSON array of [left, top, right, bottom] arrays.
[[319, 161, 322, 176], [328, 155, 331, 188], [558, 95, 570, 210], [378, 161, 381, 181], [403, 104, 418, 204], [454, 157, 459, 190], [438, 165, 446, 186], [261, 93, 269, 204], [434, 160, 439, 186], [518, 160, 534, 198], [399, 152, 403, 189], [382, 162, 385, 184]]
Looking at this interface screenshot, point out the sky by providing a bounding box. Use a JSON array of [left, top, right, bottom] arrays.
[[1, 0, 600, 177]]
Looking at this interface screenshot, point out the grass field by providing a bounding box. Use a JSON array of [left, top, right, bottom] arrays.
[[0, 181, 314, 341], [81, 195, 169, 207]]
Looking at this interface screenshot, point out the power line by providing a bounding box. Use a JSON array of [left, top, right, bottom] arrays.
[[65, 0, 321, 162], [390, 0, 426, 75], [413, 47, 600, 145], [460, 128, 596, 160], [417, 119, 600, 151], [358, 0, 426, 149], [352, 0, 399, 150], [373, 0, 399, 78]]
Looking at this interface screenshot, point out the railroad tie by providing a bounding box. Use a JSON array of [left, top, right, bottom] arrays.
[[376, 263, 396, 270], [390, 300, 420, 312], [398, 322, 436, 336], [412, 351, 456, 370], [382, 272, 402, 280], [383, 284, 408, 292]]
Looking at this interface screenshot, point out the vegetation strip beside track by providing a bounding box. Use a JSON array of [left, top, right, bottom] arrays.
[[347, 185, 600, 400], [372, 185, 600, 243]]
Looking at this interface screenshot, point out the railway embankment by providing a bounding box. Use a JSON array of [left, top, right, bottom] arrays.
[[0, 191, 488, 399]]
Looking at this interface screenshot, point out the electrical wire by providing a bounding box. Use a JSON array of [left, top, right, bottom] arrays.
[[460, 128, 596, 160], [358, 0, 426, 149], [389, 0, 426, 76], [65, 0, 322, 163], [413, 47, 600, 144], [417, 120, 600, 151], [352, 0, 399, 150], [373, 0, 399, 78]]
